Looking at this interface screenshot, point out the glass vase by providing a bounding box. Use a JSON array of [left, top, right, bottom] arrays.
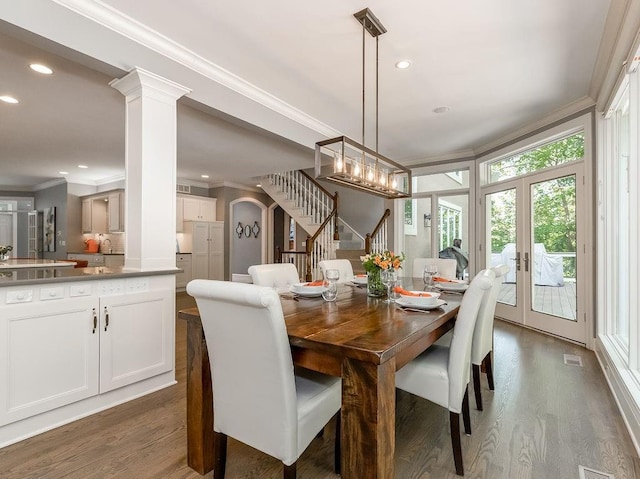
[[367, 268, 386, 297]]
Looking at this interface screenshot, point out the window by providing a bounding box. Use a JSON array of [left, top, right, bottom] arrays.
[[488, 133, 585, 183]]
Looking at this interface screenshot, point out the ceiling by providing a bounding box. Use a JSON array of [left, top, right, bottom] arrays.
[[0, 0, 617, 191]]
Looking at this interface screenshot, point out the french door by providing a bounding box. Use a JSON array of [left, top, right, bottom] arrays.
[[482, 162, 586, 344]]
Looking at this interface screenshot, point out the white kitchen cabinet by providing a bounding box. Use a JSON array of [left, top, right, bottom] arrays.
[[104, 255, 124, 268], [82, 199, 92, 233], [175, 254, 192, 289], [68, 253, 105, 267], [81, 190, 123, 234], [0, 284, 174, 427], [176, 196, 184, 233], [0, 297, 100, 426], [82, 198, 107, 234], [182, 196, 216, 222], [99, 290, 173, 393], [108, 191, 124, 232], [183, 221, 224, 280]]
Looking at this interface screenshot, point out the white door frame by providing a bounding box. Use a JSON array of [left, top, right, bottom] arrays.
[[481, 162, 586, 344]]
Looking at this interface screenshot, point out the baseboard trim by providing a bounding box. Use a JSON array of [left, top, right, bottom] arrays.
[[595, 337, 640, 457]]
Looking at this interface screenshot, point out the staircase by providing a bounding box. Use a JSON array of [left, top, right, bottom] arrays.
[[261, 171, 391, 280], [262, 171, 338, 280], [335, 222, 366, 275]]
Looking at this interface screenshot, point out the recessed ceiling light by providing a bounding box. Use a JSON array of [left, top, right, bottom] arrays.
[[433, 106, 451, 114], [30, 63, 53, 75], [256, 184, 262, 188], [395, 60, 411, 69], [201, 174, 209, 179], [59, 171, 69, 175], [0, 96, 18, 104], [78, 165, 88, 169]]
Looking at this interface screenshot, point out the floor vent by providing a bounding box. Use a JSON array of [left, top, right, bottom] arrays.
[[564, 354, 583, 367], [177, 184, 191, 194], [579, 465, 615, 479]]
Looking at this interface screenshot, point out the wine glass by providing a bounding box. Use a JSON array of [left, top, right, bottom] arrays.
[[381, 269, 398, 303], [423, 265, 438, 290], [322, 269, 340, 301]]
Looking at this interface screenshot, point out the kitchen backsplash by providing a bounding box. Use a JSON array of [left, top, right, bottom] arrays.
[[82, 233, 125, 253]]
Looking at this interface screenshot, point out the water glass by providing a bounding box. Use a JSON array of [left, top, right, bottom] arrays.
[[322, 269, 340, 302], [423, 265, 438, 290], [381, 269, 398, 303]]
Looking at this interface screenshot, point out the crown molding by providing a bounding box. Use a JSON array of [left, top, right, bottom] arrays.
[[53, 0, 341, 139], [176, 178, 209, 189], [403, 149, 476, 168], [474, 96, 595, 157], [32, 178, 67, 191]]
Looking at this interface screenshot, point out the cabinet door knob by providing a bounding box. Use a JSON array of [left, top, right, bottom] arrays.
[[104, 306, 110, 331], [92, 308, 97, 334]]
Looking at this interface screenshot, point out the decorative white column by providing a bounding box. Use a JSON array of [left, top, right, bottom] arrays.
[[110, 68, 190, 270]]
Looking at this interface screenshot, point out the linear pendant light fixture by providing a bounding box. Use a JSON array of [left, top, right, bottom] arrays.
[[315, 8, 411, 199]]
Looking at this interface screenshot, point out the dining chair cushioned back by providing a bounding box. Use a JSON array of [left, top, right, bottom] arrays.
[[471, 264, 510, 366], [248, 263, 300, 289], [186, 279, 340, 467], [318, 259, 354, 283], [444, 269, 495, 412], [396, 269, 494, 413], [412, 258, 457, 280]]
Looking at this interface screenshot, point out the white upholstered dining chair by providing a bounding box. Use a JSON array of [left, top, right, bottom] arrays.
[[395, 269, 495, 476], [186, 279, 342, 479], [412, 257, 457, 280], [471, 264, 510, 411], [318, 259, 354, 283], [248, 263, 300, 289]]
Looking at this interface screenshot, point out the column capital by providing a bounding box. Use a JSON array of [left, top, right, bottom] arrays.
[[110, 66, 191, 100]]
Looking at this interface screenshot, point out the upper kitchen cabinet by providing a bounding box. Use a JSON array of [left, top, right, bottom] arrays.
[[107, 191, 124, 232], [81, 190, 125, 234], [181, 195, 216, 222]]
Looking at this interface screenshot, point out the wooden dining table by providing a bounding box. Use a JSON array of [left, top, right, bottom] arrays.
[[178, 279, 462, 479]]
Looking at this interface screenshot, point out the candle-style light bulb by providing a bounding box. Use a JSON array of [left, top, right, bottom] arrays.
[[334, 153, 343, 173]]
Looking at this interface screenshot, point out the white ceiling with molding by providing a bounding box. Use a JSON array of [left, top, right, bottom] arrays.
[[0, 0, 618, 190]]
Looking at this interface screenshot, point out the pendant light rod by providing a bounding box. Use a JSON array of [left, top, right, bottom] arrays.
[[362, 21, 366, 151], [354, 8, 386, 153], [376, 35, 379, 153]]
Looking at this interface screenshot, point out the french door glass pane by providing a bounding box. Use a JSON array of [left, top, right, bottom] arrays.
[[530, 175, 577, 321], [487, 189, 516, 306]]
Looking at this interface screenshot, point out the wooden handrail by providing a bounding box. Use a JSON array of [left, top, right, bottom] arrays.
[[365, 208, 391, 254], [299, 170, 335, 200]]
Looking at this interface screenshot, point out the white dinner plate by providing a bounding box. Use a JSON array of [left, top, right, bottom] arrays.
[[396, 298, 447, 310], [435, 281, 468, 292], [289, 283, 326, 297], [352, 275, 368, 285]]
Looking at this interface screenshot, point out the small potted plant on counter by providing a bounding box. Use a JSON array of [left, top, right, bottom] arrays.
[[0, 245, 13, 261]]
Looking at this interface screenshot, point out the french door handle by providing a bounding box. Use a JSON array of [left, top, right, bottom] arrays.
[[523, 252, 530, 272], [514, 252, 521, 271]]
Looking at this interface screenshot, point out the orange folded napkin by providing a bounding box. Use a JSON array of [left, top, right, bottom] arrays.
[[393, 287, 433, 297], [433, 276, 454, 283], [305, 280, 325, 287]]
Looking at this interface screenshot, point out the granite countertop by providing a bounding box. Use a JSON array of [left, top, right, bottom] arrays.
[[0, 259, 74, 270], [0, 266, 179, 287], [67, 251, 125, 255]]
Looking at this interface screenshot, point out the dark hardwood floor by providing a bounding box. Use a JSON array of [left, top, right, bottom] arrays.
[[0, 292, 638, 478]]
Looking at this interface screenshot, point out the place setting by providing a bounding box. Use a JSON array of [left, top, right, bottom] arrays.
[[392, 286, 447, 314], [350, 273, 368, 288]]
